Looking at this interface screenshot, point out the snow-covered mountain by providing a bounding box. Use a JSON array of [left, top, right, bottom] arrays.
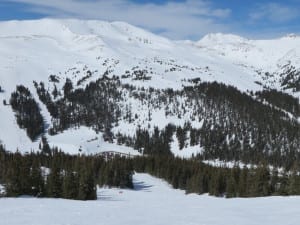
[[196, 32, 300, 92], [1, 19, 299, 94], [0, 19, 299, 156]]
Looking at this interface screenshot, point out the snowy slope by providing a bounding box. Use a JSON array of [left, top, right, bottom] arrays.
[[1, 173, 300, 225], [0, 19, 299, 154], [1, 19, 299, 94], [197, 33, 300, 71], [196, 33, 300, 94], [47, 126, 141, 156]]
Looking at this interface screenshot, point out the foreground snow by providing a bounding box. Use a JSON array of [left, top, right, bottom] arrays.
[[1, 173, 300, 225]]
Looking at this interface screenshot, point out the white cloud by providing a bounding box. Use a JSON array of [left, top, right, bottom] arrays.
[[6, 0, 232, 39], [249, 3, 299, 23]]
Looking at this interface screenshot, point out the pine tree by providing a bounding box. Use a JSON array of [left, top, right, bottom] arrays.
[[277, 170, 289, 195], [209, 169, 226, 197], [251, 164, 270, 197], [47, 157, 62, 198], [226, 172, 236, 198], [270, 167, 279, 194], [77, 167, 97, 200], [288, 163, 300, 195], [5, 153, 22, 197], [30, 157, 45, 197], [20, 155, 32, 195], [63, 78, 73, 97], [63, 170, 79, 199]]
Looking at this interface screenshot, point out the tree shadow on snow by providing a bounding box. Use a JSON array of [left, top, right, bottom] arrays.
[[97, 192, 124, 202], [133, 181, 153, 192]]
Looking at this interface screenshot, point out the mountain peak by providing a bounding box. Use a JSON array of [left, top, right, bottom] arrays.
[[197, 33, 248, 45]]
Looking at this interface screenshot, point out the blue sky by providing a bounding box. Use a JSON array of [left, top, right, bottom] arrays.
[[0, 0, 300, 40]]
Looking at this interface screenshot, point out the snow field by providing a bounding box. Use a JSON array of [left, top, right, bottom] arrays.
[[1, 173, 300, 225]]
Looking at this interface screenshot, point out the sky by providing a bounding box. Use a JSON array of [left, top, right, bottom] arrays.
[[0, 0, 300, 40]]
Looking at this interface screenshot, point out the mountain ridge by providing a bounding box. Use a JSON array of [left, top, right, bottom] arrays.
[[0, 19, 299, 94], [0, 19, 299, 162]]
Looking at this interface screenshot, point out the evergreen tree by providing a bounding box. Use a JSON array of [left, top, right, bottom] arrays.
[[63, 78, 73, 97], [238, 166, 248, 197], [288, 163, 300, 195], [226, 171, 236, 198], [63, 170, 79, 199], [30, 157, 45, 197], [251, 164, 271, 197], [5, 152, 22, 197], [47, 156, 63, 198], [77, 167, 96, 200], [20, 155, 32, 195]]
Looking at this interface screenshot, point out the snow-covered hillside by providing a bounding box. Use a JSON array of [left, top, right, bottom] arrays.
[[0, 19, 299, 154], [1, 19, 299, 94], [1, 173, 300, 225], [197, 32, 300, 72], [196, 33, 300, 93]]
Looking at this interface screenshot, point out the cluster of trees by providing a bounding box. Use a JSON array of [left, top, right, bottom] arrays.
[[0, 144, 133, 200], [31, 76, 299, 170], [35, 77, 122, 137], [10, 85, 44, 141], [132, 156, 300, 197], [117, 83, 300, 170], [77, 70, 92, 86], [2, 143, 300, 199], [280, 66, 300, 92], [256, 89, 300, 117], [129, 83, 299, 170], [133, 125, 175, 155]]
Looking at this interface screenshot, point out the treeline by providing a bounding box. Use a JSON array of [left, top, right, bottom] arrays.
[[1, 144, 300, 199], [256, 89, 300, 117], [10, 85, 44, 141], [138, 83, 298, 169], [30, 76, 299, 169], [0, 144, 133, 200], [34, 77, 122, 137], [280, 66, 300, 92], [132, 156, 300, 198]]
